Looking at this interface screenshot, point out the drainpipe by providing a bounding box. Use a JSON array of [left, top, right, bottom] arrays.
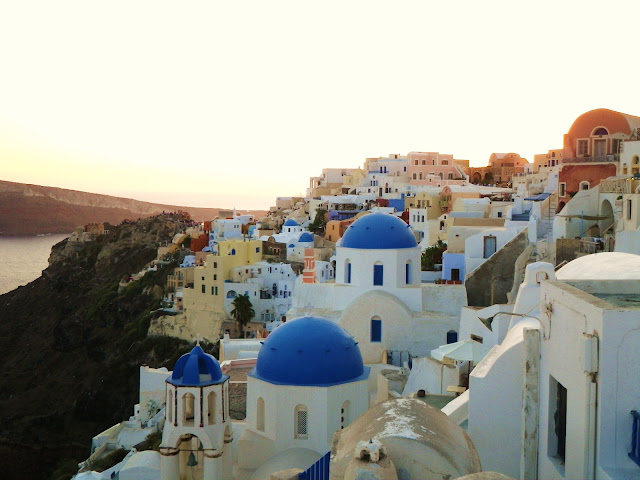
[[584, 333, 599, 480]]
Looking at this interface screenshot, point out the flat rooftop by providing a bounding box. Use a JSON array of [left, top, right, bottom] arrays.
[[592, 293, 640, 309]]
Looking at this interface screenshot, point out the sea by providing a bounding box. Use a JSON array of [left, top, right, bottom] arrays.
[[0, 234, 69, 296]]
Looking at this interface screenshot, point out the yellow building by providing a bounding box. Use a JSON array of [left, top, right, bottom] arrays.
[[156, 239, 264, 342]]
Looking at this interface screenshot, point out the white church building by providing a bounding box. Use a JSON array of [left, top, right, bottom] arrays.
[[288, 212, 467, 364]]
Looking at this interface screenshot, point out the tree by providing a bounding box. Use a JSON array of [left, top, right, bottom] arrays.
[[230, 294, 255, 337], [421, 240, 447, 271], [308, 208, 327, 234]]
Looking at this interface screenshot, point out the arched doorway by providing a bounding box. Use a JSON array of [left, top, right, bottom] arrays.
[[599, 199, 614, 235]]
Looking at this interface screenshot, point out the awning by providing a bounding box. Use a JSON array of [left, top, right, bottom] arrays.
[[524, 192, 551, 201], [431, 339, 491, 363]]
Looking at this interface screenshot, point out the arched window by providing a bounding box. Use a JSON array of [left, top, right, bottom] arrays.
[[580, 181, 590, 191], [341, 401, 350, 429], [183, 392, 195, 426], [344, 259, 352, 284], [438, 172, 444, 179], [419, 172, 423, 180], [208, 391, 217, 425], [167, 389, 173, 424], [412, 173, 417, 180], [257, 397, 265, 431], [373, 262, 383, 286], [294, 405, 308, 439], [634, 156, 639, 165], [447, 330, 458, 344], [592, 127, 609, 136], [405, 261, 411, 284], [231, 248, 236, 255], [227, 290, 237, 299]]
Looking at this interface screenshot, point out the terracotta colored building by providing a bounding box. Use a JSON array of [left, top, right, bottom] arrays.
[[469, 153, 529, 187], [556, 163, 617, 212], [561, 108, 640, 161], [324, 217, 356, 243], [407, 152, 468, 187]]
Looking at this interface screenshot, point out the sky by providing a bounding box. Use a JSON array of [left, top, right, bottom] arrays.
[[2, 1, 640, 210]]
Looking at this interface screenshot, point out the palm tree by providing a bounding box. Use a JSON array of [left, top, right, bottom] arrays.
[[230, 294, 255, 337]]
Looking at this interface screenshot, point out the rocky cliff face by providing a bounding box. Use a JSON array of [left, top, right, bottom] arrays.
[[0, 180, 266, 235], [0, 215, 201, 480]]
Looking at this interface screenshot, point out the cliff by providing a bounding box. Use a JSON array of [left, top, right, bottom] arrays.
[[0, 215, 213, 479], [0, 180, 266, 235]]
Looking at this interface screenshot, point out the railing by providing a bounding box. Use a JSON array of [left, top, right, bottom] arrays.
[[579, 239, 600, 255], [630, 410, 640, 467], [562, 154, 619, 164], [599, 178, 640, 194], [299, 451, 331, 480]]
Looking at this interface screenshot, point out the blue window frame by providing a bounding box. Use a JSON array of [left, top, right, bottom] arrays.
[[373, 264, 383, 286], [405, 263, 410, 284], [371, 319, 382, 342], [346, 262, 351, 284]]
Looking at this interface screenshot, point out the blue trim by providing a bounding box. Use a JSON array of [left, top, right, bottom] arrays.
[[371, 319, 382, 342], [373, 264, 383, 286]]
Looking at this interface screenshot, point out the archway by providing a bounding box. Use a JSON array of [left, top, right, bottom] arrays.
[[599, 199, 614, 235]]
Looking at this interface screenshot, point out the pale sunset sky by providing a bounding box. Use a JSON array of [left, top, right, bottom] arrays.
[[1, 1, 640, 209]]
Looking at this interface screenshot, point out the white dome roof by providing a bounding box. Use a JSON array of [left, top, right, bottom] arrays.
[[556, 252, 640, 281]]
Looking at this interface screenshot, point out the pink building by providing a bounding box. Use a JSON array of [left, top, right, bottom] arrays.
[[407, 152, 468, 187]]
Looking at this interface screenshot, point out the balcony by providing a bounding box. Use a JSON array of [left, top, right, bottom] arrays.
[[562, 154, 619, 164]]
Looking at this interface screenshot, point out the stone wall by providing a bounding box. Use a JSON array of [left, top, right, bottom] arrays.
[[465, 228, 529, 307]]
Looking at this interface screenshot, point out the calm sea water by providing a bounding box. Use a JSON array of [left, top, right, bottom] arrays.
[[0, 234, 69, 295]]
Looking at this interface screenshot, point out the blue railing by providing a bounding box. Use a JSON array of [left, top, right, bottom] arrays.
[[298, 451, 330, 480], [630, 410, 640, 467]]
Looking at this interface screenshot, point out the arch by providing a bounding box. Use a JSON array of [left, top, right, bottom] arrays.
[[579, 181, 590, 191], [182, 392, 195, 426], [231, 248, 236, 255], [227, 290, 237, 299], [556, 201, 566, 214], [294, 404, 308, 439], [207, 391, 217, 425], [341, 401, 351, 429], [440, 220, 445, 231], [591, 126, 609, 136], [167, 389, 174, 424], [447, 330, 458, 344], [373, 261, 383, 286], [256, 397, 265, 431], [343, 258, 353, 284], [599, 199, 615, 235], [438, 172, 444, 179], [472, 172, 482, 184], [634, 156, 640, 165]]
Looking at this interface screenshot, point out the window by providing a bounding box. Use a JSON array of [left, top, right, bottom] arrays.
[[208, 392, 217, 425], [612, 138, 621, 154], [470, 334, 483, 343], [231, 249, 236, 255], [580, 181, 589, 191], [548, 376, 567, 465], [211, 286, 215, 295], [373, 263, 383, 286], [497, 211, 503, 218], [214, 274, 217, 281], [345, 260, 351, 283], [371, 317, 382, 342], [183, 393, 195, 426], [405, 262, 411, 284], [201, 285, 206, 294], [215, 286, 218, 295], [559, 182, 566, 197], [628, 199, 633, 220], [167, 390, 173, 424], [447, 330, 458, 344], [256, 397, 265, 431], [341, 401, 350, 429], [577, 139, 589, 156], [483, 236, 497, 258], [213, 262, 217, 268], [294, 405, 308, 438], [412, 173, 417, 180], [535, 271, 548, 283]]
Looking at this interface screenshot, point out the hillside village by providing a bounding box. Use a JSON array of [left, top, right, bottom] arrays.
[[71, 108, 640, 480]]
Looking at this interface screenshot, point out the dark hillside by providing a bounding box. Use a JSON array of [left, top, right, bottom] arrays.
[[0, 215, 204, 479]]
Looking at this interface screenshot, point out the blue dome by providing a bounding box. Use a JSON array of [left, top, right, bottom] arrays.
[[284, 219, 299, 227], [167, 345, 227, 387], [341, 213, 417, 249], [299, 232, 313, 242], [250, 316, 369, 387]]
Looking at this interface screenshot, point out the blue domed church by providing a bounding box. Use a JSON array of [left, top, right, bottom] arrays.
[[288, 212, 467, 363], [160, 345, 233, 480], [236, 316, 370, 478]]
